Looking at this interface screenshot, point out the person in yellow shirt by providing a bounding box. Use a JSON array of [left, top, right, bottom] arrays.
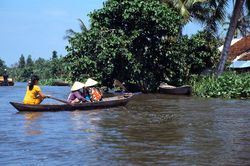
[[23, 75, 48, 104]]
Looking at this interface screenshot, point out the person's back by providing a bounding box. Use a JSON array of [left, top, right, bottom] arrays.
[[23, 85, 42, 104], [90, 87, 103, 102], [23, 75, 47, 104]]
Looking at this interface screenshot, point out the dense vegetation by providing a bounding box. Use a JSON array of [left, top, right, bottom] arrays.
[[64, 0, 219, 92], [190, 72, 250, 99], [7, 51, 69, 84], [1, 0, 249, 99]]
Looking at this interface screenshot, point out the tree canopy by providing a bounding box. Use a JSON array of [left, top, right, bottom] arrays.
[[65, 0, 185, 91], [64, 0, 220, 92]]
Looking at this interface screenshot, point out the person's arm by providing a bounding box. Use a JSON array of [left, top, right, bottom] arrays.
[[74, 91, 87, 101], [38, 91, 46, 98], [35, 86, 47, 99]]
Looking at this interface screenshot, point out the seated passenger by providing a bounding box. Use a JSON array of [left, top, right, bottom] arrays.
[[67, 81, 88, 103], [84, 78, 103, 102]]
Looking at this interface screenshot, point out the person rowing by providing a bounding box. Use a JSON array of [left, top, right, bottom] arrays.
[[23, 75, 49, 104]]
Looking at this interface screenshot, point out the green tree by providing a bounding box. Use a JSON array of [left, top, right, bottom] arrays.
[[51, 51, 59, 77], [18, 54, 26, 68], [0, 58, 7, 75], [186, 31, 220, 74], [65, 0, 183, 91], [26, 55, 34, 67], [52, 50, 58, 59]]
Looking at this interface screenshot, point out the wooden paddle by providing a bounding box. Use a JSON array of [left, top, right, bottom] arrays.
[[46, 96, 70, 104]]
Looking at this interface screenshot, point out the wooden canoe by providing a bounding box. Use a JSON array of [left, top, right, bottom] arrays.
[[10, 94, 134, 112], [159, 84, 192, 95], [51, 80, 70, 86]]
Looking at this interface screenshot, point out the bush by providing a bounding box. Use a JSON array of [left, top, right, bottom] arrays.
[[190, 72, 250, 99]]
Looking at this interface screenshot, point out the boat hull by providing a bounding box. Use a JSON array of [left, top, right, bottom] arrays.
[[51, 81, 69, 86], [159, 85, 192, 95], [10, 95, 133, 112]]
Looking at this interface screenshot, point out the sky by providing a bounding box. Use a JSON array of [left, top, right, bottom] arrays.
[[0, 0, 231, 67], [0, 0, 106, 67]]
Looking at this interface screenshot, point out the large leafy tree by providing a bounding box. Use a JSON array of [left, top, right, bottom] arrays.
[[65, 0, 183, 91], [185, 31, 220, 74]]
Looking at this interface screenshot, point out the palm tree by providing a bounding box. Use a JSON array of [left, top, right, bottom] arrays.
[[215, 0, 246, 75], [161, 0, 228, 34], [64, 18, 88, 40], [223, 12, 250, 38], [161, 0, 206, 23], [197, 0, 228, 33], [161, 0, 207, 36]]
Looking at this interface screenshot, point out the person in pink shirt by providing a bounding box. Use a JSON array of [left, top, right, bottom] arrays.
[[67, 81, 88, 103]]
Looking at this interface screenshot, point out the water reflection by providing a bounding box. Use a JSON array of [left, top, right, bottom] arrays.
[[23, 112, 42, 136], [69, 110, 103, 144]]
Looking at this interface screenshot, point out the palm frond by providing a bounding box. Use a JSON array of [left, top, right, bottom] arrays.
[[77, 18, 88, 32]]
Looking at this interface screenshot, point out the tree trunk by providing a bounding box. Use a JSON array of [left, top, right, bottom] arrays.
[[215, 0, 244, 76]]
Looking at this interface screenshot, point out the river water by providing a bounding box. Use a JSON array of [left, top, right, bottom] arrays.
[[0, 82, 250, 165]]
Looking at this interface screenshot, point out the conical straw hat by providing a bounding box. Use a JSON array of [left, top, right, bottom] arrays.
[[84, 78, 98, 87], [71, 81, 85, 91]]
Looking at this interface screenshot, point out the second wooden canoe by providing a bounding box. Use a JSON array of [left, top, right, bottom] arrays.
[[159, 84, 192, 95]]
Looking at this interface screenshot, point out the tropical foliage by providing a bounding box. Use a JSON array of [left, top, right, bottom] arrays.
[[184, 31, 220, 74], [223, 12, 250, 38], [65, 0, 183, 91], [64, 0, 220, 92], [190, 71, 250, 98], [9, 52, 69, 83], [161, 0, 228, 34]]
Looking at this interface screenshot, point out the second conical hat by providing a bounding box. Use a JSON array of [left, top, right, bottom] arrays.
[[84, 78, 98, 87]]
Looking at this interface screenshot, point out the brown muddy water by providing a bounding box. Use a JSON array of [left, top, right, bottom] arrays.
[[0, 82, 250, 165]]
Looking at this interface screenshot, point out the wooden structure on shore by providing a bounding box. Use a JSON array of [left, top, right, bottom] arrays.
[[0, 76, 14, 86]]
